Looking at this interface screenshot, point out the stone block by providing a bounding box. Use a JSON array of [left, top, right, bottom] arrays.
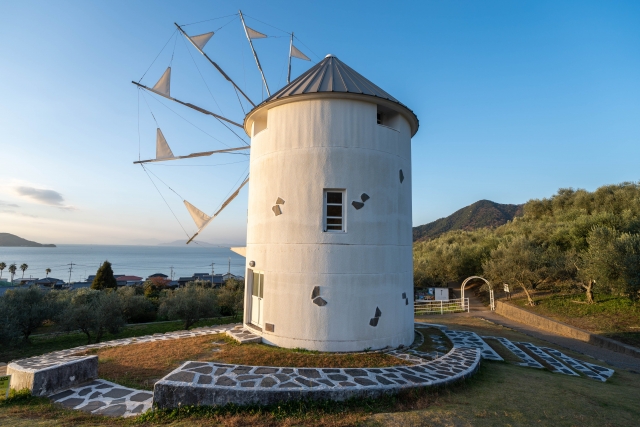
[[8, 356, 98, 397]]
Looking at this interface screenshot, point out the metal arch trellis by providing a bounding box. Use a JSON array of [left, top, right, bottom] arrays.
[[460, 276, 496, 311]]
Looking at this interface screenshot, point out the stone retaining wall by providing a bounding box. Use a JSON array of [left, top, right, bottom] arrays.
[[495, 301, 640, 359], [153, 347, 481, 408]]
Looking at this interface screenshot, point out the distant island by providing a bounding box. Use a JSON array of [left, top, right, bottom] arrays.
[[0, 233, 56, 247]]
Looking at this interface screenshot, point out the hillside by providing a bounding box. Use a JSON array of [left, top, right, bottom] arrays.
[[0, 233, 56, 247], [412, 200, 523, 242]]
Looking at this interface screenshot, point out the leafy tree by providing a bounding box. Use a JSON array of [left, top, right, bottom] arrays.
[[45, 268, 51, 277], [61, 288, 125, 343], [159, 283, 219, 329], [8, 263, 17, 284], [2, 286, 59, 341], [143, 276, 170, 298], [19, 263, 28, 279], [91, 260, 117, 290], [0, 262, 6, 280], [218, 279, 244, 318]]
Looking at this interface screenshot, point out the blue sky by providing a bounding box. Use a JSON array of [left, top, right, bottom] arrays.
[[1, 0, 639, 245]]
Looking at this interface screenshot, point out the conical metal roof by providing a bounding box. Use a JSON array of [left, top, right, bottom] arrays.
[[246, 55, 419, 136]]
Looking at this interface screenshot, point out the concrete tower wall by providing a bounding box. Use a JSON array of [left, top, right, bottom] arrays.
[[244, 97, 415, 352]]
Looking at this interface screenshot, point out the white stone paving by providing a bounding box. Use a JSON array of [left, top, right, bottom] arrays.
[[483, 336, 544, 368], [49, 379, 152, 417], [518, 342, 578, 376], [443, 330, 503, 361], [541, 347, 613, 381]]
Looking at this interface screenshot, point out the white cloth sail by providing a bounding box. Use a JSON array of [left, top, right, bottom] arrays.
[[291, 45, 310, 61], [155, 128, 174, 159], [190, 32, 214, 50], [184, 200, 211, 229], [245, 26, 267, 39], [152, 67, 171, 96]]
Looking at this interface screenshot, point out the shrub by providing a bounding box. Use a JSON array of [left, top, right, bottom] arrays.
[[119, 286, 157, 323]]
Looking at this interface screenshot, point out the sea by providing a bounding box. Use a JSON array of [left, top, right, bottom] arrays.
[[0, 244, 246, 284]]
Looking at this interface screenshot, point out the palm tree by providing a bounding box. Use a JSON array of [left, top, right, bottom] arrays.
[[46, 268, 51, 277], [20, 263, 29, 279], [8, 263, 17, 284], [0, 262, 6, 280]]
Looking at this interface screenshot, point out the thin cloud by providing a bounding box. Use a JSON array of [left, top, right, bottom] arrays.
[[16, 186, 65, 206], [0, 200, 19, 208], [0, 209, 38, 218]]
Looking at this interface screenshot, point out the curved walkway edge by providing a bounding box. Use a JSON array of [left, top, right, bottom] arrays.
[[152, 347, 481, 408]]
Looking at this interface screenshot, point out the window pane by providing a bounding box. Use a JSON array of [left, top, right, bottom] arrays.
[[327, 225, 342, 230], [326, 192, 342, 204], [327, 205, 342, 217], [258, 273, 264, 298], [327, 218, 342, 225], [252, 272, 260, 297]]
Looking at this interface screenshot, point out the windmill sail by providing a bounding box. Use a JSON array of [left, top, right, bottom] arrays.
[[245, 26, 266, 39], [152, 67, 171, 96], [184, 200, 211, 228], [190, 32, 214, 49], [156, 128, 174, 159], [238, 10, 270, 96], [186, 176, 250, 244], [291, 45, 310, 61], [134, 145, 249, 165]]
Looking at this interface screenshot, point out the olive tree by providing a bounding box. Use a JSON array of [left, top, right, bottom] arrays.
[[61, 288, 125, 343], [2, 286, 59, 341], [159, 283, 219, 329], [218, 279, 244, 319]]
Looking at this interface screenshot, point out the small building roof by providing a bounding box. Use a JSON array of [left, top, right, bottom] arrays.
[[116, 275, 143, 281], [244, 55, 419, 136]]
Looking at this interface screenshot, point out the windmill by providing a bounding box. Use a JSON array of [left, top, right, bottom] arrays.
[[134, 11, 420, 352]]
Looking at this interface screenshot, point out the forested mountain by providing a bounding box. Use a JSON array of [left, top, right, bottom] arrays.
[[413, 183, 640, 304], [0, 233, 55, 247], [413, 200, 523, 242]]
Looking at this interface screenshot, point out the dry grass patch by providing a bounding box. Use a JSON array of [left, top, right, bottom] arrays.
[[83, 333, 410, 390]]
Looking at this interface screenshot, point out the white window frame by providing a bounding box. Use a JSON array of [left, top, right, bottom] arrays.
[[323, 189, 346, 233]]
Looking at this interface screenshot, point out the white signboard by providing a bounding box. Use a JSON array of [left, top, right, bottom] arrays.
[[503, 283, 510, 293]]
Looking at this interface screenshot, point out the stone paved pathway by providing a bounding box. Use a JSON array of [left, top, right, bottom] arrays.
[[442, 330, 503, 361], [483, 336, 544, 368], [226, 326, 262, 343], [541, 347, 614, 381], [49, 379, 152, 417], [11, 325, 234, 373], [518, 342, 578, 376]]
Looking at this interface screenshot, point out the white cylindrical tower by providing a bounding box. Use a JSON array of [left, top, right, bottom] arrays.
[[242, 55, 419, 352]]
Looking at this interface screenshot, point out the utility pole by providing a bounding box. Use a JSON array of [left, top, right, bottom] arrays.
[[170, 266, 174, 281], [228, 257, 231, 275], [67, 262, 76, 284], [210, 262, 215, 277]]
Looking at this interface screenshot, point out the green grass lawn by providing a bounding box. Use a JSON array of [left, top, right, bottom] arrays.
[[0, 316, 241, 363], [509, 292, 640, 347]]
